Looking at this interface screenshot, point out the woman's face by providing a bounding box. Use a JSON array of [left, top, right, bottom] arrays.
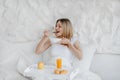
[[55, 21, 63, 38]]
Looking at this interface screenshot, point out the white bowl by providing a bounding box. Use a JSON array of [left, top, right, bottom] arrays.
[[49, 37, 61, 44]]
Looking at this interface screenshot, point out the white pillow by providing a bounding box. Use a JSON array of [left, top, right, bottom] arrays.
[[72, 43, 97, 73], [17, 54, 42, 75]]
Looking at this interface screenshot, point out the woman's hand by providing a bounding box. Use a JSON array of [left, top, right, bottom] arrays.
[[44, 30, 50, 37], [58, 38, 71, 47]]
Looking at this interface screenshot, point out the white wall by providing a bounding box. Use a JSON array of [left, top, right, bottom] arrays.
[[0, 0, 120, 53]]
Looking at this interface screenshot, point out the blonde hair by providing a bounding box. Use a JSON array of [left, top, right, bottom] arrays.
[[55, 18, 73, 39]]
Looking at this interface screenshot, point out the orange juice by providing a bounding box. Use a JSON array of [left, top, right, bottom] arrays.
[[56, 58, 62, 69], [38, 62, 44, 69]]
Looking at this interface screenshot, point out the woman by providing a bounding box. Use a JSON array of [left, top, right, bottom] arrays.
[[35, 18, 82, 68], [24, 18, 101, 80]]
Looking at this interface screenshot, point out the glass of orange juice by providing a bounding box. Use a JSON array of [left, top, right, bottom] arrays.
[[56, 58, 62, 69]]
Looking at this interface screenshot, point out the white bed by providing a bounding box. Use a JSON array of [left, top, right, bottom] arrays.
[[0, 39, 120, 80]]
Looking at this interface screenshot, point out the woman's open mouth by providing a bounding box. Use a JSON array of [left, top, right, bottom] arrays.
[[53, 31, 60, 33]]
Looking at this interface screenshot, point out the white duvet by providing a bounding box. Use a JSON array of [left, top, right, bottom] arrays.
[[23, 64, 101, 80], [0, 38, 101, 80]]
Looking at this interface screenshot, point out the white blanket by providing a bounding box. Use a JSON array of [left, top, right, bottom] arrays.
[[23, 64, 101, 80]]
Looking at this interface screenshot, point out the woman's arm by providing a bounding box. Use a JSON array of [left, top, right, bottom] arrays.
[[68, 40, 82, 60], [35, 31, 51, 54], [59, 38, 82, 60]]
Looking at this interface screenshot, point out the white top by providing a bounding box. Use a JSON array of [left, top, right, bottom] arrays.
[[46, 37, 78, 69]]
